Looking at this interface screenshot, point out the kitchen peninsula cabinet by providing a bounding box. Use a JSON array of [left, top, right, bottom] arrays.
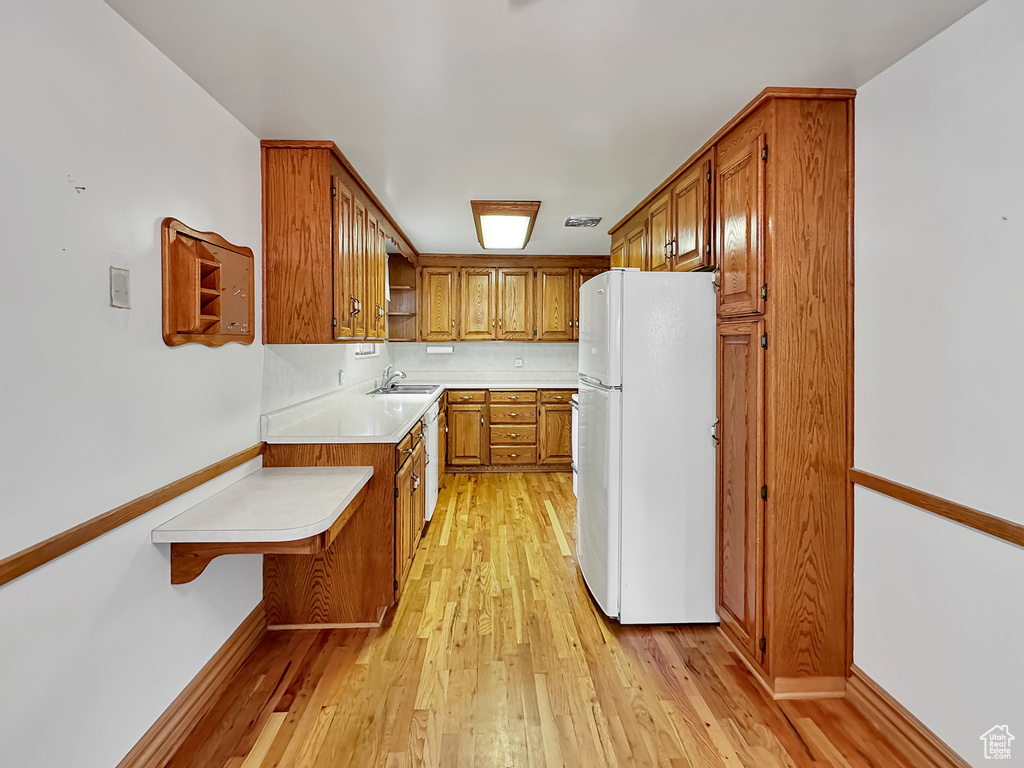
[[261, 140, 416, 344], [610, 88, 854, 699], [262, 415, 432, 626]]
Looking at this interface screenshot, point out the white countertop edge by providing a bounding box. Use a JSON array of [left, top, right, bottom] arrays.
[[151, 466, 374, 544]]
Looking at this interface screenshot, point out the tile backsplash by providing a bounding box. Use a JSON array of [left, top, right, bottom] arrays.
[[391, 342, 577, 373]]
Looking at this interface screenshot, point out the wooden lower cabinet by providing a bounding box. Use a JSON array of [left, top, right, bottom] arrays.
[[447, 399, 488, 466], [444, 389, 575, 472], [261, 417, 431, 626]]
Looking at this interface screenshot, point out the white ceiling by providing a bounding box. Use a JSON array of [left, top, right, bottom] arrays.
[[104, 0, 984, 256]]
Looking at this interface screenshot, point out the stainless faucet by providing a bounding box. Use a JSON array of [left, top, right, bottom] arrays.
[[380, 365, 407, 391]]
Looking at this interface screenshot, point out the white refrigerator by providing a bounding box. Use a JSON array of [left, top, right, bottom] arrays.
[[576, 268, 718, 624]]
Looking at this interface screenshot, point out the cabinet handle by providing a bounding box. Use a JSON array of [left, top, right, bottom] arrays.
[[492, 319, 495, 328], [508, 413, 518, 417], [404, 447, 414, 456], [569, 319, 574, 328], [509, 454, 519, 458], [711, 418, 720, 446], [498, 318, 502, 329], [461, 395, 471, 400], [480, 417, 484, 425], [508, 396, 519, 400], [711, 268, 720, 293], [377, 304, 385, 319], [412, 473, 420, 490], [350, 296, 359, 317], [451, 318, 456, 327], [553, 396, 563, 400], [508, 433, 519, 438]]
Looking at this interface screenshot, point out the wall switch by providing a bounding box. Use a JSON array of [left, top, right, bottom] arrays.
[[109, 266, 130, 309], [338, 370, 346, 385], [514, 358, 523, 368]]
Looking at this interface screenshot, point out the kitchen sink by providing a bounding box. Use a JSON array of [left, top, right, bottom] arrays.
[[367, 383, 442, 396]]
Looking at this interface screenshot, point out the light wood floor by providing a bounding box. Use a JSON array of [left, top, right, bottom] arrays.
[[166, 472, 917, 768]]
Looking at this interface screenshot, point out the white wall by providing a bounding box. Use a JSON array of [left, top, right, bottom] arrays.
[[854, 0, 1024, 763], [262, 344, 395, 413], [0, 0, 264, 764]]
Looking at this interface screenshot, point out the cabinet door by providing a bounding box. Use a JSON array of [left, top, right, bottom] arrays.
[[625, 220, 646, 271], [395, 456, 414, 593], [717, 134, 766, 317], [460, 268, 497, 340], [365, 212, 381, 340], [536, 268, 574, 341], [538, 402, 573, 465], [437, 405, 447, 481], [420, 268, 458, 341], [573, 268, 603, 340], [497, 268, 533, 340], [412, 439, 426, 544], [447, 403, 487, 466], [717, 320, 765, 663], [332, 177, 358, 339], [351, 200, 369, 337], [672, 155, 714, 272], [648, 191, 672, 272], [610, 236, 626, 268]]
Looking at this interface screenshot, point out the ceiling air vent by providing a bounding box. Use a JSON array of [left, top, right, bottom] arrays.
[[564, 216, 602, 228]]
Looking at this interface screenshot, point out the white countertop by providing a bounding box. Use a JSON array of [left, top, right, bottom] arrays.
[[262, 374, 579, 445], [152, 466, 373, 543]]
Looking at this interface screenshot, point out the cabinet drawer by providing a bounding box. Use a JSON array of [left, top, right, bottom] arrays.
[[490, 390, 537, 404], [490, 446, 538, 465], [539, 389, 576, 404], [490, 425, 537, 445], [448, 389, 487, 403], [489, 405, 537, 424]]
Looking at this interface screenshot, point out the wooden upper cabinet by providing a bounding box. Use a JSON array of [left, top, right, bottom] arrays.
[[332, 176, 357, 339], [610, 236, 626, 268], [716, 319, 765, 663], [536, 268, 574, 341], [365, 211, 381, 340], [671, 153, 714, 272], [497, 268, 533, 340], [447, 403, 488, 466], [573, 268, 603, 339], [717, 128, 767, 317], [459, 268, 497, 341], [624, 219, 646, 271], [351, 199, 368, 338], [648, 192, 672, 272], [420, 267, 458, 341]]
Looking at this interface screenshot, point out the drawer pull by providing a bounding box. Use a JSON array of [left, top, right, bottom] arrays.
[[461, 396, 471, 400], [508, 396, 519, 400], [508, 433, 519, 438], [553, 396, 563, 400], [508, 412, 518, 417], [509, 454, 519, 458]]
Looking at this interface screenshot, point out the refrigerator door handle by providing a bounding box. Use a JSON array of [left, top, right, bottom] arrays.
[[579, 374, 620, 391]]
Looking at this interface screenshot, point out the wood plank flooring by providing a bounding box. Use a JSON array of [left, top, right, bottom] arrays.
[[165, 472, 919, 768]]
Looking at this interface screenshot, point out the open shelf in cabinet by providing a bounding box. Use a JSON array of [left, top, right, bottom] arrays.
[[162, 218, 255, 347], [388, 253, 418, 341]]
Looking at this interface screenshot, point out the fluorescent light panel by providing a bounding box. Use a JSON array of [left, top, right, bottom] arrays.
[[479, 215, 531, 249], [471, 200, 541, 250]]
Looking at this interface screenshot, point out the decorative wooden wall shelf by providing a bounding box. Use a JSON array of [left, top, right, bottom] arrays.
[[162, 218, 255, 347]]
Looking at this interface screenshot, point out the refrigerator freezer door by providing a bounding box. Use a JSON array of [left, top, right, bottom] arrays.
[[576, 379, 622, 618], [578, 270, 623, 388]]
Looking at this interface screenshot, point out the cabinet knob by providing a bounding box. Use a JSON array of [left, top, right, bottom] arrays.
[[451, 318, 456, 327]]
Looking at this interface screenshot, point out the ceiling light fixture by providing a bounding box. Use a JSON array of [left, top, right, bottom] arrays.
[[471, 200, 541, 250]]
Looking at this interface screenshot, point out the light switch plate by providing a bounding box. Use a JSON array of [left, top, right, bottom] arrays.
[[109, 267, 130, 309], [514, 358, 523, 368]]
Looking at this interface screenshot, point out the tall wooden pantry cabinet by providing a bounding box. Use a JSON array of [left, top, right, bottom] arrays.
[[610, 88, 854, 699]]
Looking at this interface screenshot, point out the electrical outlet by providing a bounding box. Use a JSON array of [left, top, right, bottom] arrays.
[[514, 358, 523, 368], [338, 370, 346, 385], [109, 266, 130, 309]]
